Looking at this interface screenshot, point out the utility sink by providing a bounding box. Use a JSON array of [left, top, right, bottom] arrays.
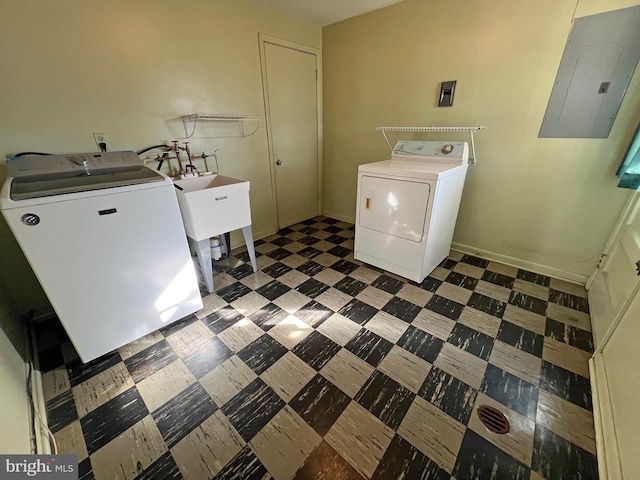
[[173, 174, 257, 294], [173, 174, 252, 242]]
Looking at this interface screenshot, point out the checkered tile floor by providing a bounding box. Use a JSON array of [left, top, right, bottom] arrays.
[[37, 217, 598, 480]]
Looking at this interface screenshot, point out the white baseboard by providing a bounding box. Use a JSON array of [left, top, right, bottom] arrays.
[[251, 227, 279, 242], [451, 242, 588, 285], [228, 226, 278, 250], [252, 217, 588, 285], [31, 368, 50, 454], [29, 325, 51, 454], [322, 211, 355, 224]]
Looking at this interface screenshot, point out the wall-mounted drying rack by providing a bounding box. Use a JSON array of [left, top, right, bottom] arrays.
[[376, 126, 486, 164], [182, 113, 260, 139]]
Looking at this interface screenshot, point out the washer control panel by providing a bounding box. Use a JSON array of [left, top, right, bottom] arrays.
[[391, 141, 468, 162], [7, 151, 143, 178]]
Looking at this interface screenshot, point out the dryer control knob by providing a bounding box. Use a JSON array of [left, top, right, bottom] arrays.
[[441, 144, 454, 154]]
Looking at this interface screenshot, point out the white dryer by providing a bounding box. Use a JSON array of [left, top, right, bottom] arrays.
[[1, 151, 203, 362], [355, 141, 469, 283]]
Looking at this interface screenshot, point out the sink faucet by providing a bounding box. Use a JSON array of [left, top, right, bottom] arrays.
[[179, 142, 199, 176]]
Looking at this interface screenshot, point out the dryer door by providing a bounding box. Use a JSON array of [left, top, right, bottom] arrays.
[[359, 175, 431, 242]]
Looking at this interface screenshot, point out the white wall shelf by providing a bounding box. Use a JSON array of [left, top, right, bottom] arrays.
[[182, 113, 260, 139]]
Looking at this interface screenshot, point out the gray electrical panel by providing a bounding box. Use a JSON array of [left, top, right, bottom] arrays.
[[539, 5, 640, 138]]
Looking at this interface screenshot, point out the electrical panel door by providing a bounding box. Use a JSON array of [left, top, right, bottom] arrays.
[[539, 5, 640, 138]]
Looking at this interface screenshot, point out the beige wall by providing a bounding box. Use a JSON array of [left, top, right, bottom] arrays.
[[322, 0, 640, 281], [0, 0, 321, 312]]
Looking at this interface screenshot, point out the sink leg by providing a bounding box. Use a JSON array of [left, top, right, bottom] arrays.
[[224, 232, 231, 256], [241, 225, 258, 272], [193, 238, 214, 293]]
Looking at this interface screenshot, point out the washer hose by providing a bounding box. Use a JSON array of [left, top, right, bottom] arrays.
[[136, 144, 171, 155]]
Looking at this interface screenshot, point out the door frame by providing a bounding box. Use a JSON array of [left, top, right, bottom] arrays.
[[258, 33, 323, 229], [586, 190, 637, 290], [587, 189, 640, 351]]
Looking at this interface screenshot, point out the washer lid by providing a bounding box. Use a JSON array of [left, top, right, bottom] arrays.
[[9, 165, 164, 200], [6, 151, 164, 200], [7, 151, 147, 177]]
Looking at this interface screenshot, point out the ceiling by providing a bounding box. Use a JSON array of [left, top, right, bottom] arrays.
[[247, 0, 404, 27]]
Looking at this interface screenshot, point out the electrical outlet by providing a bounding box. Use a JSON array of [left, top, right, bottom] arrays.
[[93, 133, 109, 152]]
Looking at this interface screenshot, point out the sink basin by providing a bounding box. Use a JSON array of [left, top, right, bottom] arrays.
[[173, 174, 252, 241]]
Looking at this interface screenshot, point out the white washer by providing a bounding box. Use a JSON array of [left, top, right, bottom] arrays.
[[355, 141, 469, 283], [0, 152, 203, 362]]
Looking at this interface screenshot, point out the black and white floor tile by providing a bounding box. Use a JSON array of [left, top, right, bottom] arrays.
[[37, 217, 599, 479]]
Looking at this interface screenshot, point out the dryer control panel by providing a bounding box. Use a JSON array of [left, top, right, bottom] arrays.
[[391, 141, 468, 164]]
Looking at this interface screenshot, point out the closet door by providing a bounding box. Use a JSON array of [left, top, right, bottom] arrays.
[[262, 40, 320, 228]]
